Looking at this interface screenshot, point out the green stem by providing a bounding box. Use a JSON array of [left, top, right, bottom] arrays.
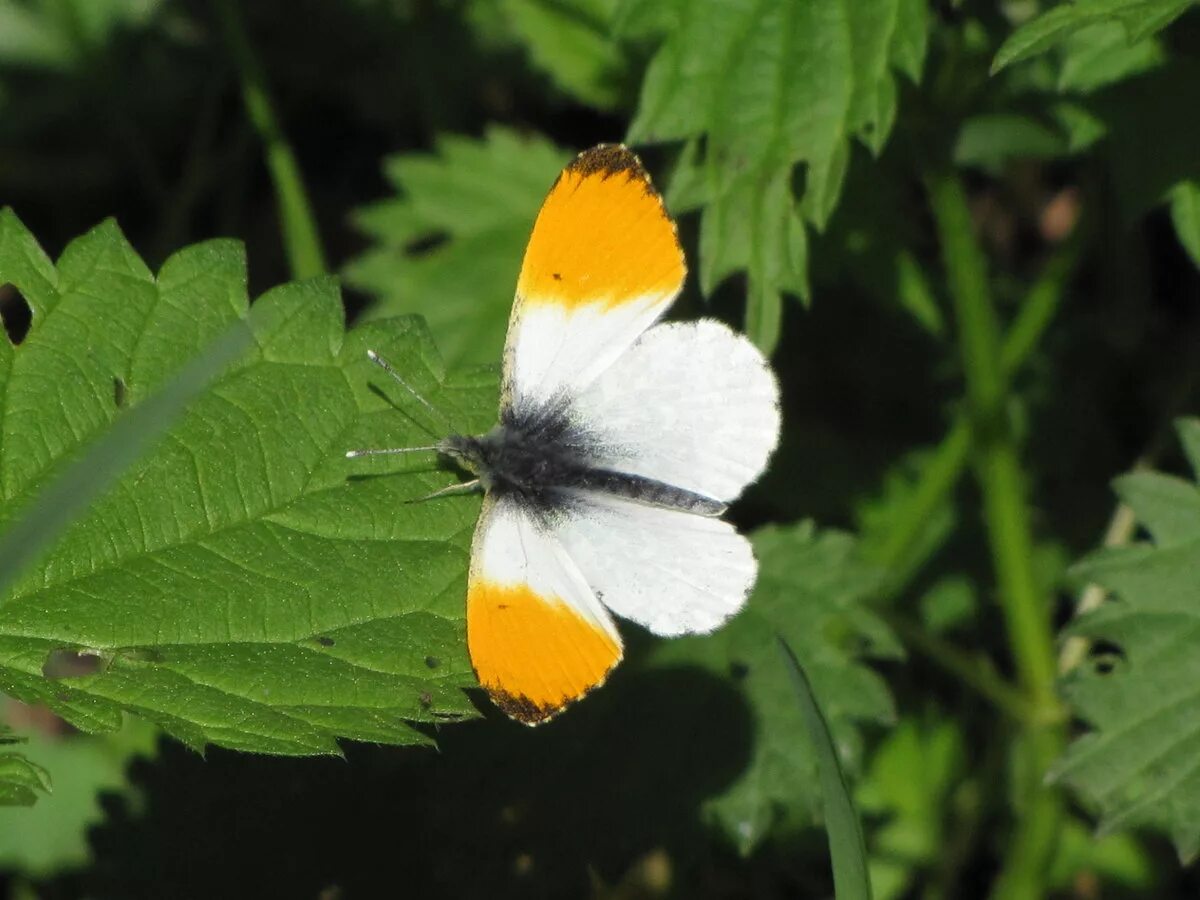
[[871, 237, 1075, 583], [926, 170, 1064, 899], [214, 0, 327, 280], [881, 612, 1054, 724]]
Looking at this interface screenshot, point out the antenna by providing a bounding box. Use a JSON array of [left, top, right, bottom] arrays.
[[345, 445, 440, 460], [344, 349, 452, 459], [366, 350, 450, 431]]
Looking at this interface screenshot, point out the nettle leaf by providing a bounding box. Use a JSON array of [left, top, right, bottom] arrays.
[[627, 0, 929, 352], [0, 209, 497, 756], [1055, 419, 1200, 861], [992, 0, 1197, 73], [649, 522, 898, 854], [345, 127, 569, 367], [494, 0, 631, 109], [0, 724, 50, 806], [0, 719, 157, 872]]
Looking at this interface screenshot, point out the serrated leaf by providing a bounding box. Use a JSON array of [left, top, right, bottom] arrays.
[[1055, 418, 1200, 861], [345, 127, 569, 367], [649, 523, 897, 854], [626, 0, 929, 352], [1169, 181, 1200, 270], [992, 0, 1196, 73], [497, 0, 630, 109], [0, 718, 156, 872], [0, 209, 497, 755], [0, 724, 50, 807]]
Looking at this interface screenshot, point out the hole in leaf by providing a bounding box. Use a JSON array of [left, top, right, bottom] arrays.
[[0, 283, 32, 345], [114, 376, 128, 409], [424, 655, 439, 669], [42, 648, 107, 678], [1087, 639, 1127, 676]]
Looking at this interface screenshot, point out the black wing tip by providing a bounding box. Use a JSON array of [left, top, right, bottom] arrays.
[[567, 143, 645, 179]]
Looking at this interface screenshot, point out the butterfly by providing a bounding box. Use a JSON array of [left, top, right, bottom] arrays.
[[352, 145, 780, 725]]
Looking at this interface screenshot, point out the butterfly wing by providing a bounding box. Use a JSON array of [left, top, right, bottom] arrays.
[[466, 494, 623, 724], [568, 319, 781, 503], [553, 491, 757, 637], [502, 145, 685, 415]]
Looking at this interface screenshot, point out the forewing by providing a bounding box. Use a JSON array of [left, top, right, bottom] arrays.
[[502, 145, 686, 414], [569, 319, 780, 503], [466, 494, 623, 724], [554, 491, 758, 637]]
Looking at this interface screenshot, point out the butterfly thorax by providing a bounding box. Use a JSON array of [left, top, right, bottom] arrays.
[[439, 409, 726, 517]]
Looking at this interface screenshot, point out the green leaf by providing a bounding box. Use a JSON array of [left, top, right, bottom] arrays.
[[626, 0, 929, 352], [345, 127, 569, 367], [1046, 817, 1156, 892], [992, 0, 1197, 73], [1169, 181, 1200, 270], [779, 637, 873, 900], [1055, 418, 1200, 861], [649, 522, 897, 854], [857, 719, 966, 900], [1055, 22, 1166, 93], [0, 0, 162, 71], [0, 209, 497, 756], [496, 0, 630, 109], [953, 114, 1069, 170], [0, 719, 156, 872], [0, 724, 50, 807]]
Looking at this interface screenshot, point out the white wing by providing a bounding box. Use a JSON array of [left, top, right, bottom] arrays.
[[502, 145, 685, 414], [568, 319, 780, 503], [553, 491, 757, 637], [466, 495, 622, 725]]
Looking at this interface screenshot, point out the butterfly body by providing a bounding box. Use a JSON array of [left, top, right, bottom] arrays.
[[440, 415, 727, 518]]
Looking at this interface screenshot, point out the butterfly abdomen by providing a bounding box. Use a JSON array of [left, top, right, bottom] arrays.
[[444, 410, 725, 517]]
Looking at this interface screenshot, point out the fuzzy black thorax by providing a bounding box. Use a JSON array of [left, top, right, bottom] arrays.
[[440, 408, 724, 517]]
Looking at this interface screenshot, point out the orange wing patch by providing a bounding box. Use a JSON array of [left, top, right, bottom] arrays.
[[516, 145, 685, 310], [467, 580, 622, 725]]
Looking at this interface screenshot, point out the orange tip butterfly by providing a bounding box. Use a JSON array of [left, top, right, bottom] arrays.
[[350, 145, 781, 724]]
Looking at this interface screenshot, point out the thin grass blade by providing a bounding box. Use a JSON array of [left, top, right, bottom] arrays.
[[778, 635, 872, 900], [0, 322, 253, 601]]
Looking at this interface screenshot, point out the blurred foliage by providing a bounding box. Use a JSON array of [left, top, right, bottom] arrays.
[[0, 724, 49, 807], [0, 0, 1199, 898], [0, 715, 156, 873], [346, 127, 568, 366]]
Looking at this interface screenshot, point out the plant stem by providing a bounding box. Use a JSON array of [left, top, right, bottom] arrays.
[[871, 236, 1075, 586], [926, 170, 1064, 899], [214, 0, 327, 280], [881, 612, 1056, 724]]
